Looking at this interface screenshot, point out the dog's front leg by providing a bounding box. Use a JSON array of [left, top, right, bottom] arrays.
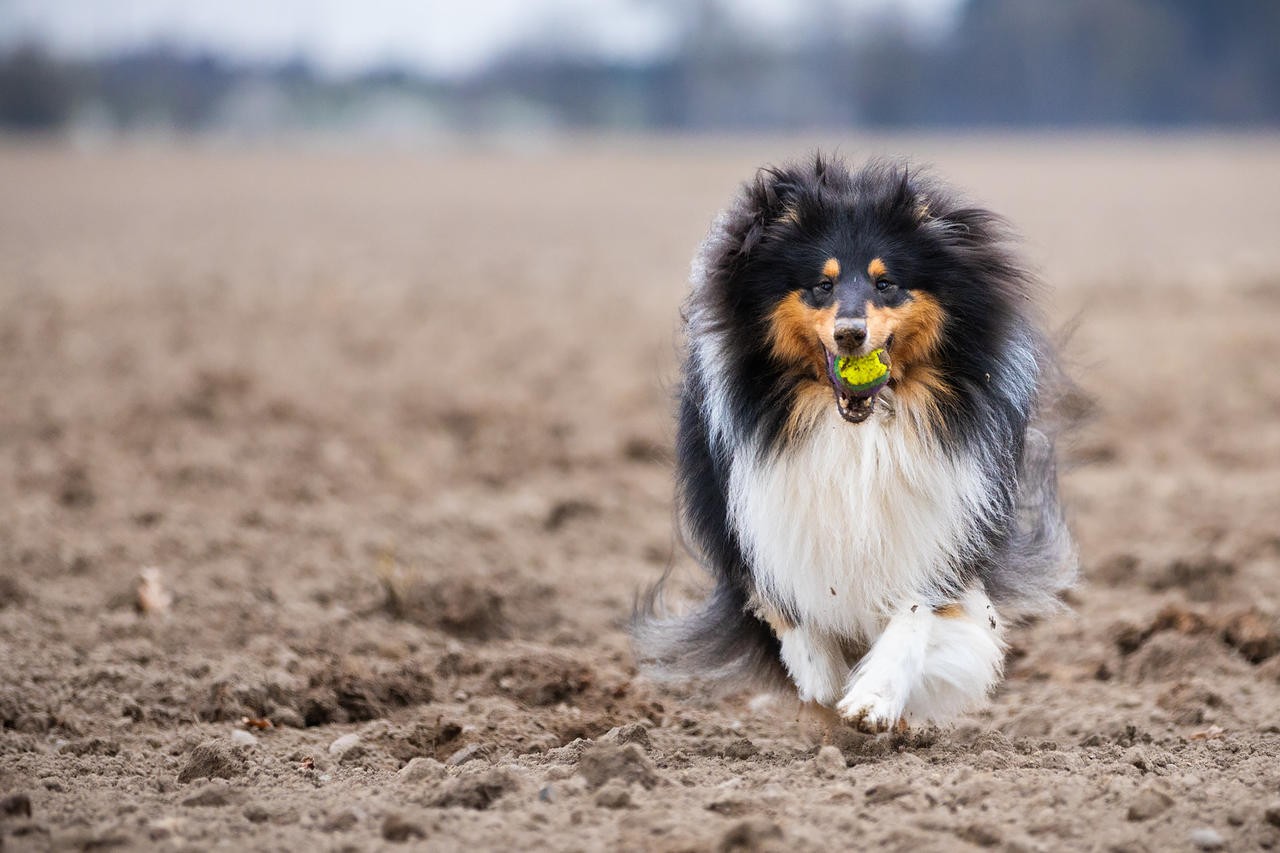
[[836, 602, 932, 731], [837, 587, 1006, 731]]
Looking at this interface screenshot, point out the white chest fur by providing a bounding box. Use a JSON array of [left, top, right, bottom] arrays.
[[727, 397, 995, 641]]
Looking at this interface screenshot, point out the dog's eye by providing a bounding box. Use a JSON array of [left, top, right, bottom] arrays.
[[814, 279, 834, 295], [875, 279, 895, 292]]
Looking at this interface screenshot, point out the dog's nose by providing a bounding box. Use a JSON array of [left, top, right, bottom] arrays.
[[833, 319, 868, 352]]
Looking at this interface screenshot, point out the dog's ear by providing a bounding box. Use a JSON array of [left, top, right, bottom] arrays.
[[884, 164, 935, 224], [731, 166, 804, 259]]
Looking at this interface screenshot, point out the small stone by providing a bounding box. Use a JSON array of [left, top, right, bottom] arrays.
[[813, 745, 846, 777], [230, 730, 257, 747], [328, 733, 361, 758], [321, 809, 360, 832], [1189, 828, 1225, 850], [594, 781, 631, 809], [397, 757, 447, 783], [136, 567, 171, 614], [382, 814, 427, 842], [1127, 785, 1174, 821], [446, 743, 492, 766], [538, 785, 556, 803]]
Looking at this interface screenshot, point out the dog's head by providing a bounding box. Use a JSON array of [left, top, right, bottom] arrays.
[[698, 155, 1029, 428]]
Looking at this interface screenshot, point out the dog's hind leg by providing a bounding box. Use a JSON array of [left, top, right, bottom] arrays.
[[777, 623, 848, 708]]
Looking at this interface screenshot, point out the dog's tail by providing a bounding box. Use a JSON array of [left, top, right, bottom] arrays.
[[631, 572, 787, 694], [985, 326, 1089, 615]]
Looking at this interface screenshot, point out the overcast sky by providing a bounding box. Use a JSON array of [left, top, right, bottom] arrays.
[[0, 0, 964, 76]]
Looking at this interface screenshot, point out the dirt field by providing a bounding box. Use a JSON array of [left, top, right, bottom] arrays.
[[2, 135, 1280, 852]]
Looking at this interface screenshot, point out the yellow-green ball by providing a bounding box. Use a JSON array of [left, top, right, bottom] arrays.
[[835, 348, 889, 391]]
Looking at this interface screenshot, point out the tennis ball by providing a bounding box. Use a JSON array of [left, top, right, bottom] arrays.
[[835, 348, 890, 393]]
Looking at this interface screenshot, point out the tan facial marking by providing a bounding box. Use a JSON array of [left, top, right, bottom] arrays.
[[933, 603, 965, 619], [867, 257, 887, 279], [864, 292, 945, 365], [771, 291, 843, 440], [822, 257, 840, 279], [769, 291, 837, 373], [865, 292, 953, 422]]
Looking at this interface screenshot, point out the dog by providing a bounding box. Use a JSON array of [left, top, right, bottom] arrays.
[[634, 155, 1076, 731]]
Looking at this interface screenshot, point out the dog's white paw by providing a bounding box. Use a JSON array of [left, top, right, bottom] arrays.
[[837, 679, 906, 733]]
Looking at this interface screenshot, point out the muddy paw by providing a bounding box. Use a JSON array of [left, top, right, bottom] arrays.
[[836, 691, 901, 733]]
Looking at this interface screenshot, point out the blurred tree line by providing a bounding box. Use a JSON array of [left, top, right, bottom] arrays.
[[2, 0, 1277, 133]]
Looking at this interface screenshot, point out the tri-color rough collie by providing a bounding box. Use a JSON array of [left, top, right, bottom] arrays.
[[635, 155, 1076, 731]]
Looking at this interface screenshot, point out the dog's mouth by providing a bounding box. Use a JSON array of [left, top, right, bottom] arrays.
[[824, 338, 892, 424]]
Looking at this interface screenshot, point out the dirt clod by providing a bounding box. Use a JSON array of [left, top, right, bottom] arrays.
[[0, 794, 32, 818], [446, 743, 492, 766], [865, 783, 911, 804], [180, 782, 238, 807], [6, 142, 1280, 853], [721, 737, 759, 760], [1127, 785, 1174, 821], [813, 745, 846, 777], [381, 814, 426, 842], [397, 757, 446, 783], [1222, 610, 1280, 664], [577, 744, 660, 791], [594, 781, 633, 809], [177, 740, 247, 784], [321, 810, 360, 832], [383, 574, 510, 641], [600, 723, 652, 751], [956, 823, 1002, 847], [716, 819, 784, 852], [432, 769, 519, 810], [488, 654, 594, 707]]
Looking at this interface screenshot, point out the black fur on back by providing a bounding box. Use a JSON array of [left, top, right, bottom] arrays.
[[632, 153, 1077, 691]]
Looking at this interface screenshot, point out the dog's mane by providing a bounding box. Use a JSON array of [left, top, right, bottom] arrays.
[[633, 154, 1077, 690]]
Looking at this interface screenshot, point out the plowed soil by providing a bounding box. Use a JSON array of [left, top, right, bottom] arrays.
[[3, 136, 1280, 851]]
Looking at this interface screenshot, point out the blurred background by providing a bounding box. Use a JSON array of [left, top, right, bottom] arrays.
[[5, 3, 1280, 849], [2, 0, 1278, 140]]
